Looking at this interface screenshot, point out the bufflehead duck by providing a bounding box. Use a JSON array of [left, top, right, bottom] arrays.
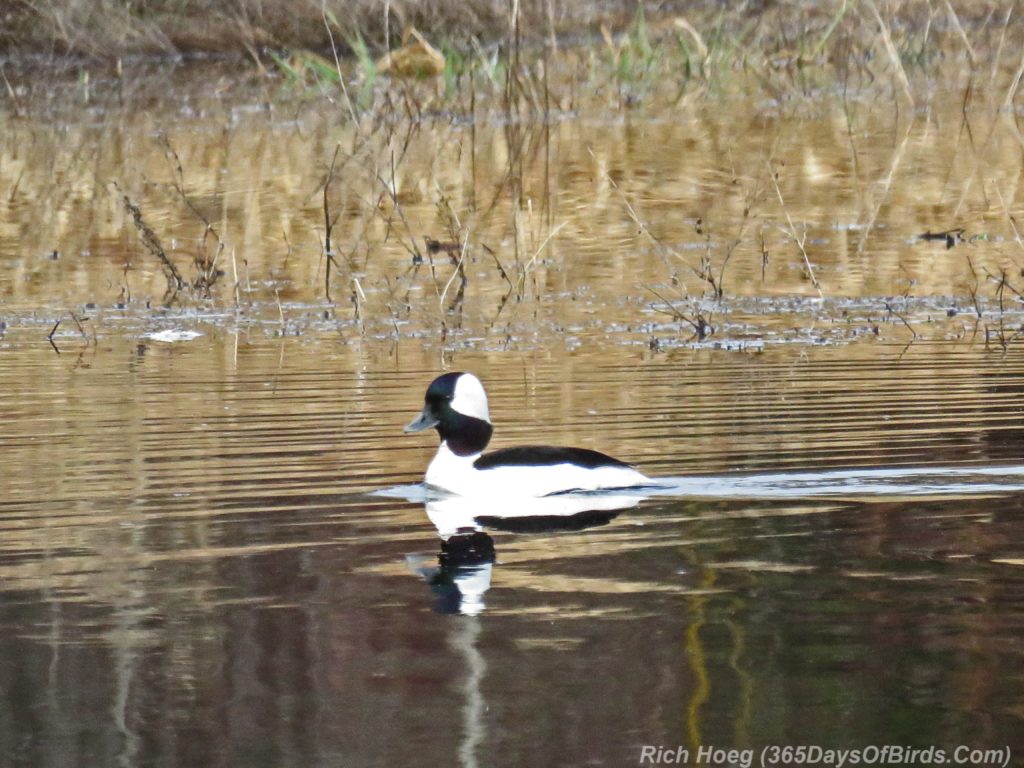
[[404, 372, 651, 496]]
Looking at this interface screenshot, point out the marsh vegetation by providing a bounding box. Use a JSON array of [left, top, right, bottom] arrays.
[[2, 1, 1024, 351]]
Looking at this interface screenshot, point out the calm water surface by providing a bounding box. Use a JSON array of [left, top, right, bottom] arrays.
[[2, 331, 1024, 767], [4, 58, 1024, 767]]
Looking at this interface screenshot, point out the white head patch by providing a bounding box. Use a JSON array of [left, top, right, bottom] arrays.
[[450, 373, 491, 422]]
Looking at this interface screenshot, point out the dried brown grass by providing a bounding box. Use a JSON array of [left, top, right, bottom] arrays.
[[2, 0, 637, 58], [2, 0, 1020, 68]]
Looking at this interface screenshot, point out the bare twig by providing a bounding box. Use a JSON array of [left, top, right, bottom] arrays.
[[856, 119, 913, 254], [157, 133, 224, 293], [644, 285, 714, 341], [322, 8, 360, 126], [516, 221, 567, 294], [116, 184, 185, 295], [866, 0, 915, 107], [885, 301, 917, 338], [768, 163, 821, 296], [1003, 48, 1024, 111], [943, 0, 976, 68], [323, 143, 343, 301]]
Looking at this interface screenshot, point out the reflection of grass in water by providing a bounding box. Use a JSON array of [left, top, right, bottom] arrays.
[[6, 2, 1024, 348]]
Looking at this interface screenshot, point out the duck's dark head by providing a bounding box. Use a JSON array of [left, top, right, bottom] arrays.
[[405, 372, 493, 456]]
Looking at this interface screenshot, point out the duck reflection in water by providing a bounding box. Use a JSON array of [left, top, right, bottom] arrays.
[[406, 493, 649, 615]]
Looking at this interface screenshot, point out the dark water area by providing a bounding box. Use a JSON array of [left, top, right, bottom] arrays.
[[2, 332, 1024, 766]]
